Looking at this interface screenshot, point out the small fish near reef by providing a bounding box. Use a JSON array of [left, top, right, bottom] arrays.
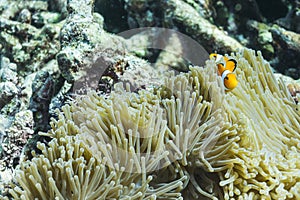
[[210, 53, 238, 91]]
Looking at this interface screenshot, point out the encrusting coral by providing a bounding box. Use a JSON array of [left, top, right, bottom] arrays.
[[4, 48, 300, 199]]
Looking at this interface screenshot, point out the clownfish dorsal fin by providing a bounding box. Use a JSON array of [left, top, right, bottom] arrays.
[[217, 63, 225, 76], [225, 58, 237, 72]]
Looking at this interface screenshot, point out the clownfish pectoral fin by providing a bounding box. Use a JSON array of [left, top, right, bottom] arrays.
[[225, 58, 237, 72], [217, 63, 225, 76]]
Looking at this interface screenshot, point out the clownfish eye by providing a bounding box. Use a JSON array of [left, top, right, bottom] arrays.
[[224, 76, 229, 80]]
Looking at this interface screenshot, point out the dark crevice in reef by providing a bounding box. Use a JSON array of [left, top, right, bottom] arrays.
[[94, 0, 129, 33], [256, 0, 288, 22]]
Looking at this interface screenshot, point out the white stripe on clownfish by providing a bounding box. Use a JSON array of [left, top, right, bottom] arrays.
[[209, 53, 238, 91]]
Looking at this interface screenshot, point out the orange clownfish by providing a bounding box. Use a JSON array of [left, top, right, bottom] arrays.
[[209, 53, 238, 91]]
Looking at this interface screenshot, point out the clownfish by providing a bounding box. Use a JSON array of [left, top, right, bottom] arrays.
[[209, 53, 238, 91]]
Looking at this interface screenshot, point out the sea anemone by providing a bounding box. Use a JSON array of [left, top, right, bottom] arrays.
[[5, 48, 300, 199]]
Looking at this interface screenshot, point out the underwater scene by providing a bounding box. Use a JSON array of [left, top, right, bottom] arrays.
[[0, 0, 300, 199]]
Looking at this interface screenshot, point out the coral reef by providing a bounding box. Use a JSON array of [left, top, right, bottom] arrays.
[[29, 71, 55, 132], [1, 0, 300, 199], [0, 57, 18, 110], [101, 0, 300, 79], [0, 0, 64, 192], [0, 4, 61, 74], [0, 109, 34, 194]]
